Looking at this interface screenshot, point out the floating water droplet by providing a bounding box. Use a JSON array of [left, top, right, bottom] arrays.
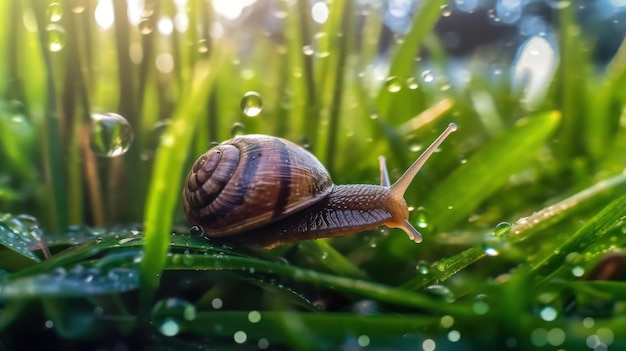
[[414, 207, 430, 229], [240, 91, 263, 117], [139, 18, 153, 34], [90, 113, 134, 157], [231, 122, 246, 137], [424, 285, 455, 303], [48, 3, 63, 22], [494, 222, 512, 236], [384, 76, 402, 93], [46, 24, 66, 52], [440, 4, 452, 17], [211, 297, 223, 309]]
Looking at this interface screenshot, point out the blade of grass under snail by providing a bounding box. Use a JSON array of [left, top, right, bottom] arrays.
[[140, 58, 222, 323], [165, 252, 473, 316], [297, 240, 367, 279], [30, 0, 69, 232], [421, 110, 561, 232]]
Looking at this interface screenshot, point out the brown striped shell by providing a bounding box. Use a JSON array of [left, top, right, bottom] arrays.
[[182, 135, 333, 237]]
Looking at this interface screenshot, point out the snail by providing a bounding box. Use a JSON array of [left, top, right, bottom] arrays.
[[183, 123, 457, 248]]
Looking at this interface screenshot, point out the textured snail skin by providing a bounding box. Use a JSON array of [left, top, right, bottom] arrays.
[[226, 184, 408, 248]]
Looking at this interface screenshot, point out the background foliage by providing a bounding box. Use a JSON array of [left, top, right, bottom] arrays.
[[1, 0, 626, 350]]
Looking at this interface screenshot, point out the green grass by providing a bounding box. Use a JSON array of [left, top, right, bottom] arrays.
[[1, 0, 626, 350]]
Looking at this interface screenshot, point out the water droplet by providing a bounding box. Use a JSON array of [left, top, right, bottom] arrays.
[[415, 261, 431, 275], [440, 315, 454, 328], [258, 338, 270, 349], [472, 294, 490, 315], [357, 335, 370, 347], [198, 39, 209, 53], [234, 330, 247, 344], [424, 285, 455, 303], [153, 298, 197, 323], [48, 3, 63, 22], [448, 330, 461, 342], [482, 233, 508, 256], [440, 4, 452, 17], [190, 225, 204, 236], [352, 300, 379, 315], [247, 310, 261, 323], [414, 207, 430, 229], [539, 306, 557, 321], [384, 76, 402, 93], [211, 298, 223, 309], [46, 24, 66, 52], [421, 70, 434, 83], [240, 91, 263, 117], [494, 222, 512, 236], [139, 18, 153, 34], [158, 317, 180, 336], [72, 4, 86, 14], [90, 113, 134, 157], [230, 122, 246, 137], [302, 45, 314, 56], [406, 77, 419, 89], [571, 265, 585, 277]]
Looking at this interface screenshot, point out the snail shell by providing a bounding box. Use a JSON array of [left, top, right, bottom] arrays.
[[183, 124, 457, 248]]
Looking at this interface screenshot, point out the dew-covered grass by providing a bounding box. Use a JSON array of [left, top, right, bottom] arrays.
[[1, 0, 626, 350]]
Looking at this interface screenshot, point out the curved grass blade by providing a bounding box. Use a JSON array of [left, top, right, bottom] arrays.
[[165, 252, 473, 316], [423, 111, 561, 232], [531, 193, 626, 282], [140, 58, 222, 322]]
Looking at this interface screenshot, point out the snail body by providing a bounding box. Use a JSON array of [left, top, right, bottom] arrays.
[[183, 124, 457, 248]]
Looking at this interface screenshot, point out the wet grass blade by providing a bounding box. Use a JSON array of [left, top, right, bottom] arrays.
[[140, 59, 221, 322], [422, 111, 561, 232]]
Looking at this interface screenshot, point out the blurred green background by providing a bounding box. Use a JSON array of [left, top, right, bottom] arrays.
[[0, 0, 626, 350]]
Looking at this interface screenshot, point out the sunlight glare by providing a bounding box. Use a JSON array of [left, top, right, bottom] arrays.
[[213, 0, 257, 20], [95, 0, 114, 30]]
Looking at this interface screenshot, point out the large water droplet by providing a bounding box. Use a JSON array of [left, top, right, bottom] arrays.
[[158, 318, 180, 336], [48, 3, 63, 22], [240, 91, 263, 117], [153, 297, 197, 322], [46, 24, 66, 52], [414, 207, 430, 229], [90, 113, 134, 157], [139, 18, 153, 34], [421, 70, 434, 83], [482, 233, 508, 256]]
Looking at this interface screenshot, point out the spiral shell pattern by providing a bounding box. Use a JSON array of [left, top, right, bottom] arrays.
[[183, 135, 333, 237]]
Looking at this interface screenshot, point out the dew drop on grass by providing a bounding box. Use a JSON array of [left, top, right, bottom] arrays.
[[472, 294, 490, 315], [90, 113, 134, 157], [415, 261, 431, 275], [47, 3, 63, 22], [231, 122, 246, 137], [424, 284, 455, 303], [406, 77, 419, 89], [197, 39, 209, 53], [494, 222, 512, 236], [384, 76, 402, 92], [302, 45, 314, 56], [240, 91, 263, 117], [46, 24, 66, 52]]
